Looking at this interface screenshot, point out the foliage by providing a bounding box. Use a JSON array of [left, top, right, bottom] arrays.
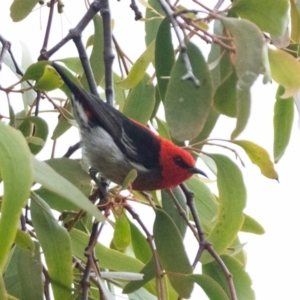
[[0, 0, 296, 299]]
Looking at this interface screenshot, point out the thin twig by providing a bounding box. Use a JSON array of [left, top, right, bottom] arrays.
[[72, 34, 99, 96], [125, 203, 166, 300], [38, 0, 102, 61], [180, 183, 237, 300], [63, 141, 81, 157], [158, 0, 200, 86], [40, 0, 56, 53]]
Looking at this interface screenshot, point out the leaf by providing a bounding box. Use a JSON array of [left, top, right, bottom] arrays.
[[214, 71, 238, 117], [57, 57, 83, 74], [22, 61, 50, 82], [0, 123, 33, 270], [155, 18, 174, 100], [70, 229, 144, 272], [154, 117, 171, 140], [203, 255, 255, 300], [117, 40, 155, 90], [14, 230, 34, 252], [35, 64, 63, 91], [122, 74, 155, 124], [232, 140, 278, 179], [201, 154, 246, 263], [31, 192, 73, 299], [268, 47, 300, 98], [232, 0, 289, 37], [123, 258, 156, 294], [191, 274, 229, 300], [10, 0, 39, 22], [154, 209, 193, 298], [185, 177, 218, 234], [17, 242, 44, 300], [291, 0, 300, 44], [161, 187, 187, 237], [32, 158, 106, 222], [35, 158, 92, 212], [221, 17, 264, 139], [51, 102, 74, 140], [18, 116, 49, 154], [0, 275, 8, 300], [130, 222, 152, 264], [112, 211, 131, 251], [273, 86, 294, 163], [241, 214, 265, 235], [145, 0, 165, 45], [80, 15, 104, 89], [165, 42, 213, 141]]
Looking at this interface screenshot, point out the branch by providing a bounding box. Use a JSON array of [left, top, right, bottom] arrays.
[[38, 0, 102, 61], [100, 0, 114, 105], [129, 0, 143, 20], [180, 183, 237, 300], [158, 0, 200, 86], [125, 203, 166, 300]]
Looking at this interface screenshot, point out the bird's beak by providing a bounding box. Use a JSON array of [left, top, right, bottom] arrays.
[[189, 166, 208, 178]]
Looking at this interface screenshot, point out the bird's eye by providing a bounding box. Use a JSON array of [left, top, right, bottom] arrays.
[[173, 156, 190, 169]]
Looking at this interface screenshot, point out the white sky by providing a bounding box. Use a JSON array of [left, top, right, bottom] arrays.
[[1, 1, 300, 299]]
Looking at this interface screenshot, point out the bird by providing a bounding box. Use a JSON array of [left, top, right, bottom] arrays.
[[51, 62, 206, 191]]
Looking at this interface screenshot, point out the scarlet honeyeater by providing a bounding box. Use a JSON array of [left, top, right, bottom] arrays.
[[52, 63, 206, 191]]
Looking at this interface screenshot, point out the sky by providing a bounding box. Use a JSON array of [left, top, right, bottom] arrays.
[[1, 0, 300, 299]]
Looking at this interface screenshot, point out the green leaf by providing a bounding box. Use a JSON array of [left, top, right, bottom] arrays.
[[273, 86, 294, 163], [214, 71, 238, 117], [18, 116, 49, 155], [117, 40, 155, 90], [51, 102, 74, 140], [291, 0, 300, 44], [58, 57, 83, 74], [32, 158, 106, 222], [0, 123, 33, 270], [17, 242, 44, 300], [112, 211, 131, 251], [123, 258, 156, 294], [161, 187, 187, 237], [154, 117, 171, 140], [221, 18, 264, 139], [130, 222, 152, 264], [191, 274, 229, 300], [154, 209, 193, 298], [203, 255, 255, 300], [122, 74, 155, 124], [155, 18, 174, 100], [10, 0, 39, 22], [232, 140, 278, 179], [14, 230, 34, 253], [232, 0, 289, 37], [165, 42, 213, 141], [190, 108, 219, 150], [145, 0, 165, 46], [241, 214, 265, 235], [0, 273, 8, 300], [35, 158, 92, 212], [268, 47, 300, 98], [201, 155, 246, 263], [31, 192, 73, 299], [185, 177, 218, 234], [35, 64, 63, 91], [70, 229, 144, 272], [22, 61, 50, 82], [81, 15, 104, 89]]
